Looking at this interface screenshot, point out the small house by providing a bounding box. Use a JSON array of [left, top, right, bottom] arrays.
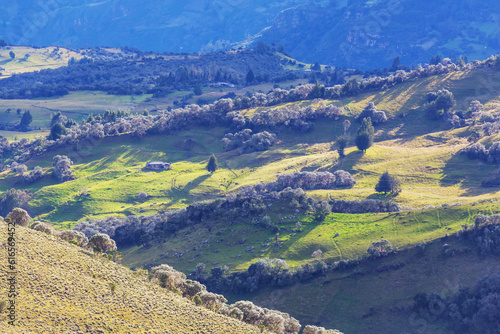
[[145, 161, 171, 171]]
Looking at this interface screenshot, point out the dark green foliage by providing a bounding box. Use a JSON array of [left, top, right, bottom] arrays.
[[312, 62, 321, 71], [193, 84, 202, 96], [206, 154, 218, 173], [335, 134, 349, 158], [425, 89, 455, 119], [183, 138, 196, 151], [391, 56, 400, 70], [246, 69, 255, 84], [375, 172, 401, 195], [255, 41, 271, 54], [355, 117, 374, 152], [314, 201, 331, 220], [20, 110, 33, 128], [49, 123, 67, 140], [0, 38, 7, 47], [9, 51, 15, 59]]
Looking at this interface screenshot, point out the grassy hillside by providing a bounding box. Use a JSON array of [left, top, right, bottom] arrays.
[[0, 46, 82, 79], [120, 202, 499, 275], [0, 219, 261, 333], [0, 67, 499, 274], [249, 232, 500, 334]]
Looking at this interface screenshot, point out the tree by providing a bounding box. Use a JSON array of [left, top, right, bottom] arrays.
[[355, 117, 374, 152], [9, 51, 15, 59], [193, 84, 202, 96], [246, 69, 255, 84], [52, 155, 73, 182], [20, 110, 33, 129], [183, 138, 196, 151], [0, 38, 7, 47], [49, 123, 67, 140], [312, 62, 321, 72], [375, 171, 401, 195], [206, 154, 218, 173], [391, 56, 400, 70], [335, 134, 349, 158]]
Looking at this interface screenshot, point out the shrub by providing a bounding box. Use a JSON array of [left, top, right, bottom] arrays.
[[30, 221, 55, 234], [88, 233, 117, 252], [52, 155, 73, 182], [356, 102, 387, 124], [138, 191, 148, 201], [58, 230, 89, 247], [375, 171, 402, 195], [7, 208, 31, 227], [367, 239, 393, 257]]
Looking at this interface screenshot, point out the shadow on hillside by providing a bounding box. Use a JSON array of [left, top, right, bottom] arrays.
[[163, 174, 213, 209], [440, 154, 500, 196], [336, 150, 364, 173]]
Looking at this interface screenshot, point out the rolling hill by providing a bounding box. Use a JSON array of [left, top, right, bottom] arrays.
[[0, 218, 262, 333]]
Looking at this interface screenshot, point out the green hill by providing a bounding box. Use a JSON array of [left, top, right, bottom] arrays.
[[0, 218, 262, 333]]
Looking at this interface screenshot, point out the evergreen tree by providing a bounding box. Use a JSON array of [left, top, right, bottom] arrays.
[[391, 56, 400, 70], [355, 117, 374, 152], [246, 69, 255, 84], [0, 38, 7, 47], [206, 154, 218, 173], [335, 134, 349, 158], [20, 110, 33, 128], [9, 51, 15, 59], [49, 123, 67, 140], [193, 84, 203, 96], [375, 171, 401, 194], [312, 62, 321, 72]]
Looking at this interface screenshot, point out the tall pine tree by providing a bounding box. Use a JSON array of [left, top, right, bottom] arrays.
[[206, 154, 218, 173], [355, 117, 374, 152]]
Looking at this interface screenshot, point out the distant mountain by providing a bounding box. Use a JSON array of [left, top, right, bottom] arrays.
[[256, 0, 500, 69], [0, 0, 313, 53], [1, 0, 499, 70]]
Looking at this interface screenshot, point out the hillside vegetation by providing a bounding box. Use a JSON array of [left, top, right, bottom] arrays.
[[0, 218, 263, 333], [0, 46, 82, 79]]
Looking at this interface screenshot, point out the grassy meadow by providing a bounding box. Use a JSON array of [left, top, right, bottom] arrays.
[[0, 66, 499, 276]]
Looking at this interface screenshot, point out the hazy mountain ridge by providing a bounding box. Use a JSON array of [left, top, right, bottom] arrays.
[[0, 0, 313, 52], [257, 0, 500, 69]]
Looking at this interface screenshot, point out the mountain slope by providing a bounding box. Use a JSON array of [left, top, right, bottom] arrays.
[[0, 0, 312, 53], [0, 218, 261, 333], [257, 0, 500, 69]]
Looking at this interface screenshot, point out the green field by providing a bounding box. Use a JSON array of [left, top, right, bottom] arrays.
[[0, 91, 153, 128], [0, 46, 82, 78]]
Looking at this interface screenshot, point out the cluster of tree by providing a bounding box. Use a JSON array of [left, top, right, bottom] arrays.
[[461, 141, 500, 164], [6, 162, 44, 186], [270, 171, 356, 191], [0, 189, 31, 217], [251, 102, 343, 132], [355, 102, 387, 124], [73, 187, 338, 248], [222, 129, 277, 154], [150, 263, 303, 334], [328, 198, 400, 213], [413, 274, 500, 334], [6, 56, 499, 164], [52, 155, 74, 182], [367, 239, 394, 257], [457, 214, 500, 256], [201, 256, 358, 295], [424, 89, 456, 120], [0, 50, 289, 99]]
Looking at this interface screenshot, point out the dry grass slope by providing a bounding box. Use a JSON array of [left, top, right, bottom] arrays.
[[0, 219, 260, 334]]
